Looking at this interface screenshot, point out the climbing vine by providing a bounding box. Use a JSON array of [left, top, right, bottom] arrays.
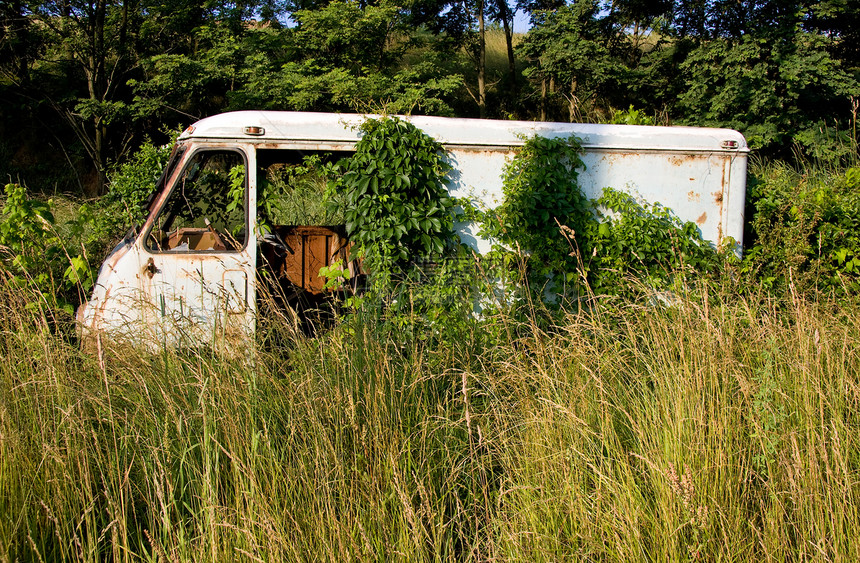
[[490, 135, 589, 282], [469, 134, 724, 300], [327, 117, 455, 272]]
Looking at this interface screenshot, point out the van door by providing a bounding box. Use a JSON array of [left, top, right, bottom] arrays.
[[140, 147, 256, 349]]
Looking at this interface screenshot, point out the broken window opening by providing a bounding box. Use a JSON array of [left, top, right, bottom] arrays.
[[255, 148, 362, 336], [146, 149, 248, 252]]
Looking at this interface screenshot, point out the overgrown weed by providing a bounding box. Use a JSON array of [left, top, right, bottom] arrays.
[[2, 267, 859, 561], [745, 157, 860, 297]]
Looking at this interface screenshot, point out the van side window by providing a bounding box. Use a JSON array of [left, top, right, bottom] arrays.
[[146, 150, 247, 252]]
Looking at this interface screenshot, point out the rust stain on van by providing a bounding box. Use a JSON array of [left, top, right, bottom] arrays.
[[687, 190, 700, 202], [670, 154, 702, 167], [713, 191, 723, 204], [696, 212, 707, 225]]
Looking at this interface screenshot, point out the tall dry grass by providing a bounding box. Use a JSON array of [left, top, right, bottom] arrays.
[[490, 287, 860, 560], [1, 275, 859, 561]]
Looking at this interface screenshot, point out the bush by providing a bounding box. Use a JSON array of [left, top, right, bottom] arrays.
[[744, 161, 860, 296], [0, 134, 179, 316], [0, 183, 86, 314], [584, 188, 725, 296], [473, 134, 725, 301]]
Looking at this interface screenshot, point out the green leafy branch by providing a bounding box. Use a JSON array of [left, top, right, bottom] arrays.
[[327, 117, 456, 273]]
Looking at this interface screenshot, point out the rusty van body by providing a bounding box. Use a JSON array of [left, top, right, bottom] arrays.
[[76, 111, 748, 348]]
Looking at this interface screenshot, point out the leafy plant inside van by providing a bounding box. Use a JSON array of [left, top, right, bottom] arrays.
[[259, 154, 345, 230], [327, 117, 455, 272]]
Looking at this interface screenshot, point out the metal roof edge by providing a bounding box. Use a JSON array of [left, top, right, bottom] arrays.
[[180, 111, 750, 154]]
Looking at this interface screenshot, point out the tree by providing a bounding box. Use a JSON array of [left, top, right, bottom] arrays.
[[131, 0, 463, 116], [245, 0, 461, 113], [0, 0, 40, 85], [806, 0, 860, 70], [407, 0, 521, 117], [517, 0, 615, 121], [488, 0, 518, 95], [677, 13, 859, 154], [606, 0, 673, 60], [668, 0, 860, 156], [23, 0, 140, 195], [10, 0, 276, 196]]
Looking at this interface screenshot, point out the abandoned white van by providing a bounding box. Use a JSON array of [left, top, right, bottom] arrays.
[[76, 111, 748, 347]]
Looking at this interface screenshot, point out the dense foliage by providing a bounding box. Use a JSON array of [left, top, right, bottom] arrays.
[[489, 135, 589, 280], [331, 117, 455, 270], [2, 0, 859, 196], [585, 187, 725, 294], [470, 134, 723, 299], [744, 163, 860, 295]]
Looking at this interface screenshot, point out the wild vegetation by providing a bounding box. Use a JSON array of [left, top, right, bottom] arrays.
[[2, 259, 860, 561], [2, 111, 860, 560], [2, 0, 859, 195], [1, 0, 860, 560]]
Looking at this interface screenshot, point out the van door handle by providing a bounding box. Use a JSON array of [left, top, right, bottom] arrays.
[[143, 257, 159, 278]]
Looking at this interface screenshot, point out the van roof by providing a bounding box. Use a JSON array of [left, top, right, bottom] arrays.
[[180, 111, 748, 153]]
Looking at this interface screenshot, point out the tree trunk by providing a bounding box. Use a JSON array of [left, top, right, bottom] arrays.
[[540, 77, 547, 121], [59, 0, 72, 61], [91, 120, 107, 198], [548, 76, 555, 120], [89, 0, 108, 195], [568, 77, 577, 122], [120, 0, 128, 52], [630, 20, 641, 65], [477, 0, 486, 118], [498, 0, 516, 94]]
